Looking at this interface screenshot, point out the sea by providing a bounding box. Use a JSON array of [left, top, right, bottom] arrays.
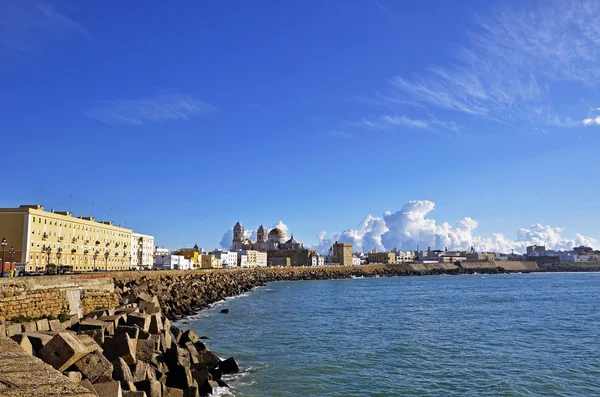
[[177, 273, 600, 396]]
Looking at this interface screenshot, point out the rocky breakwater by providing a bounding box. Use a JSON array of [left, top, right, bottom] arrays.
[[112, 265, 512, 321], [5, 291, 238, 397]]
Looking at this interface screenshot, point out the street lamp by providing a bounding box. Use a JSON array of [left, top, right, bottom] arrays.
[[46, 246, 52, 274], [9, 246, 15, 275], [1, 237, 6, 277]]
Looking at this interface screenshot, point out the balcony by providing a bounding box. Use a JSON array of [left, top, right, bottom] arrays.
[[105, 242, 110, 247], [71, 248, 77, 254], [95, 240, 100, 246], [57, 247, 63, 253], [84, 249, 89, 254], [72, 238, 77, 243], [58, 236, 64, 241], [42, 233, 48, 240], [85, 239, 90, 244]]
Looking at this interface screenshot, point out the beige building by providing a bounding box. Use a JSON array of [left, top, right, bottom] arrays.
[[0, 204, 133, 273], [333, 241, 353, 266], [201, 254, 223, 269], [368, 251, 396, 264]]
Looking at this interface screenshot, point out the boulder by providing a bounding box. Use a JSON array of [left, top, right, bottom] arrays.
[[92, 380, 123, 397], [10, 334, 33, 355], [139, 301, 161, 315], [165, 346, 191, 369], [134, 379, 162, 397], [220, 309, 229, 314], [127, 313, 151, 332], [123, 392, 148, 397], [76, 333, 104, 353], [131, 361, 150, 383], [183, 386, 200, 397], [167, 387, 184, 397], [72, 350, 113, 383], [219, 357, 239, 375], [135, 337, 157, 363], [170, 326, 182, 345], [198, 380, 219, 397], [103, 332, 137, 365], [78, 328, 105, 346], [196, 349, 220, 369], [183, 342, 200, 365], [190, 364, 209, 386], [38, 332, 88, 372]]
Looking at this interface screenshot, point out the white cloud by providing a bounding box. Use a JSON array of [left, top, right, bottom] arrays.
[[583, 117, 600, 126], [86, 93, 215, 126], [312, 200, 597, 254], [0, 1, 87, 63], [380, 0, 600, 128], [358, 114, 462, 133]]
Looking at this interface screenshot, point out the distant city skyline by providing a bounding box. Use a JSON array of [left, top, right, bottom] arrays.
[[1, 0, 598, 252]]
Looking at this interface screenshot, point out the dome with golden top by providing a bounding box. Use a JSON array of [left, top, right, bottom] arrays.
[[268, 228, 285, 237]]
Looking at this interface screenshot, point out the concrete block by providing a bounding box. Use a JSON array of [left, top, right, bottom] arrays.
[[162, 317, 171, 332], [179, 330, 199, 346], [6, 323, 22, 337], [39, 332, 88, 372], [116, 307, 139, 316], [72, 350, 113, 383], [139, 300, 160, 315], [190, 364, 209, 386], [170, 325, 182, 345], [10, 334, 33, 355], [35, 318, 50, 331], [148, 314, 163, 334], [184, 342, 199, 365], [116, 325, 140, 340], [198, 380, 219, 397], [112, 357, 134, 384], [127, 313, 150, 332], [134, 379, 162, 397], [80, 379, 100, 396], [136, 292, 157, 303], [22, 331, 54, 353], [49, 319, 64, 332], [103, 332, 137, 365], [167, 387, 184, 397], [131, 361, 149, 383], [79, 318, 115, 336], [135, 337, 157, 363], [123, 392, 147, 397], [183, 386, 200, 397], [76, 333, 104, 353], [197, 349, 220, 369], [159, 330, 172, 351], [219, 357, 239, 374], [99, 313, 128, 329], [78, 328, 105, 346], [21, 321, 37, 333], [0, 321, 6, 337], [85, 309, 108, 319], [92, 380, 123, 397], [64, 371, 83, 383]]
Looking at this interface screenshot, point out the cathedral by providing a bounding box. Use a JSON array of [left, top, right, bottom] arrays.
[[231, 221, 305, 252]]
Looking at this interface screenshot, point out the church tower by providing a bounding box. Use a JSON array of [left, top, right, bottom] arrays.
[[256, 225, 267, 252], [232, 221, 244, 251]]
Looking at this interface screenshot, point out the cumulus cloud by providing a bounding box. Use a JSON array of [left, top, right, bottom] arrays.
[[312, 200, 596, 254]]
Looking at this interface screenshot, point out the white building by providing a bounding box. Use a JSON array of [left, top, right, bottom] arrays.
[[131, 232, 155, 270], [311, 252, 325, 266], [153, 253, 193, 270], [213, 250, 239, 268], [352, 256, 361, 266]]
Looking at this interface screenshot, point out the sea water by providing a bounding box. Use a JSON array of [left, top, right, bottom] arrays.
[[178, 273, 600, 396]]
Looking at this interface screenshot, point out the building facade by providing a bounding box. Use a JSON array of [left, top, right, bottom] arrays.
[[201, 254, 223, 269], [368, 251, 396, 264], [333, 241, 353, 266], [0, 205, 133, 273], [131, 232, 155, 270], [212, 250, 239, 268]]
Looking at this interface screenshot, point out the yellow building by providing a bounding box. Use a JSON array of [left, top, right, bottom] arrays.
[[201, 254, 223, 269], [333, 241, 353, 265], [177, 244, 201, 269], [0, 205, 133, 273], [368, 251, 396, 264]]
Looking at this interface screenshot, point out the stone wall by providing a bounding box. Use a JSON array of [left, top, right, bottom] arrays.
[[0, 275, 117, 321]]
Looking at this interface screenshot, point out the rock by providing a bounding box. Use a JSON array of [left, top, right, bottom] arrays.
[[219, 357, 239, 375], [38, 332, 88, 372], [10, 334, 33, 355], [0, 321, 5, 338], [178, 330, 199, 346], [35, 318, 50, 331], [162, 317, 171, 332], [136, 292, 156, 304], [139, 300, 161, 315], [170, 325, 182, 345], [183, 386, 200, 397], [99, 314, 128, 329], [196, 349, 220, 369], [216, 379, 229, 388], [135, 338, 157, 363], [127, 313, 151, 332], [49, 319, 64, 332], [165, 346, 191, 368], [72, 350, 113, 383], [190, 364, 209, 386], [220, 309, 229, 314], [183, 342, 200, 365], [80, 379, 100, 396], [112, 357, 134, 385], [208, 366, 222, 381], [92, 380, 123, 397], [159, 330, 172, 351], [103, 332, 137, 365], [116, 307, 139, 316], [148, 314, 163, 334], [64, 371, 83, 383], [134, 379, 162, 397], [165, 365, 194, 390]]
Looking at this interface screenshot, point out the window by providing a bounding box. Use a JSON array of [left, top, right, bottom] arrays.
[[30, 254, 33, 260]]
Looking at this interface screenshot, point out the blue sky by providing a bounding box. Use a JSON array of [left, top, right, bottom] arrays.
[[1, 0, 598, 253]]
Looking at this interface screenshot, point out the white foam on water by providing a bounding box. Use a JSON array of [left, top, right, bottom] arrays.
[[211, 386, 235, 396]]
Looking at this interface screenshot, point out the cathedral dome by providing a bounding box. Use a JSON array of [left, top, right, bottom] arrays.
[[268, 228, 285, 237]]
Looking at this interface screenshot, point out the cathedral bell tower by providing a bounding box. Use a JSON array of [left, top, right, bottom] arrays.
[[232, 221, 244, 251]]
